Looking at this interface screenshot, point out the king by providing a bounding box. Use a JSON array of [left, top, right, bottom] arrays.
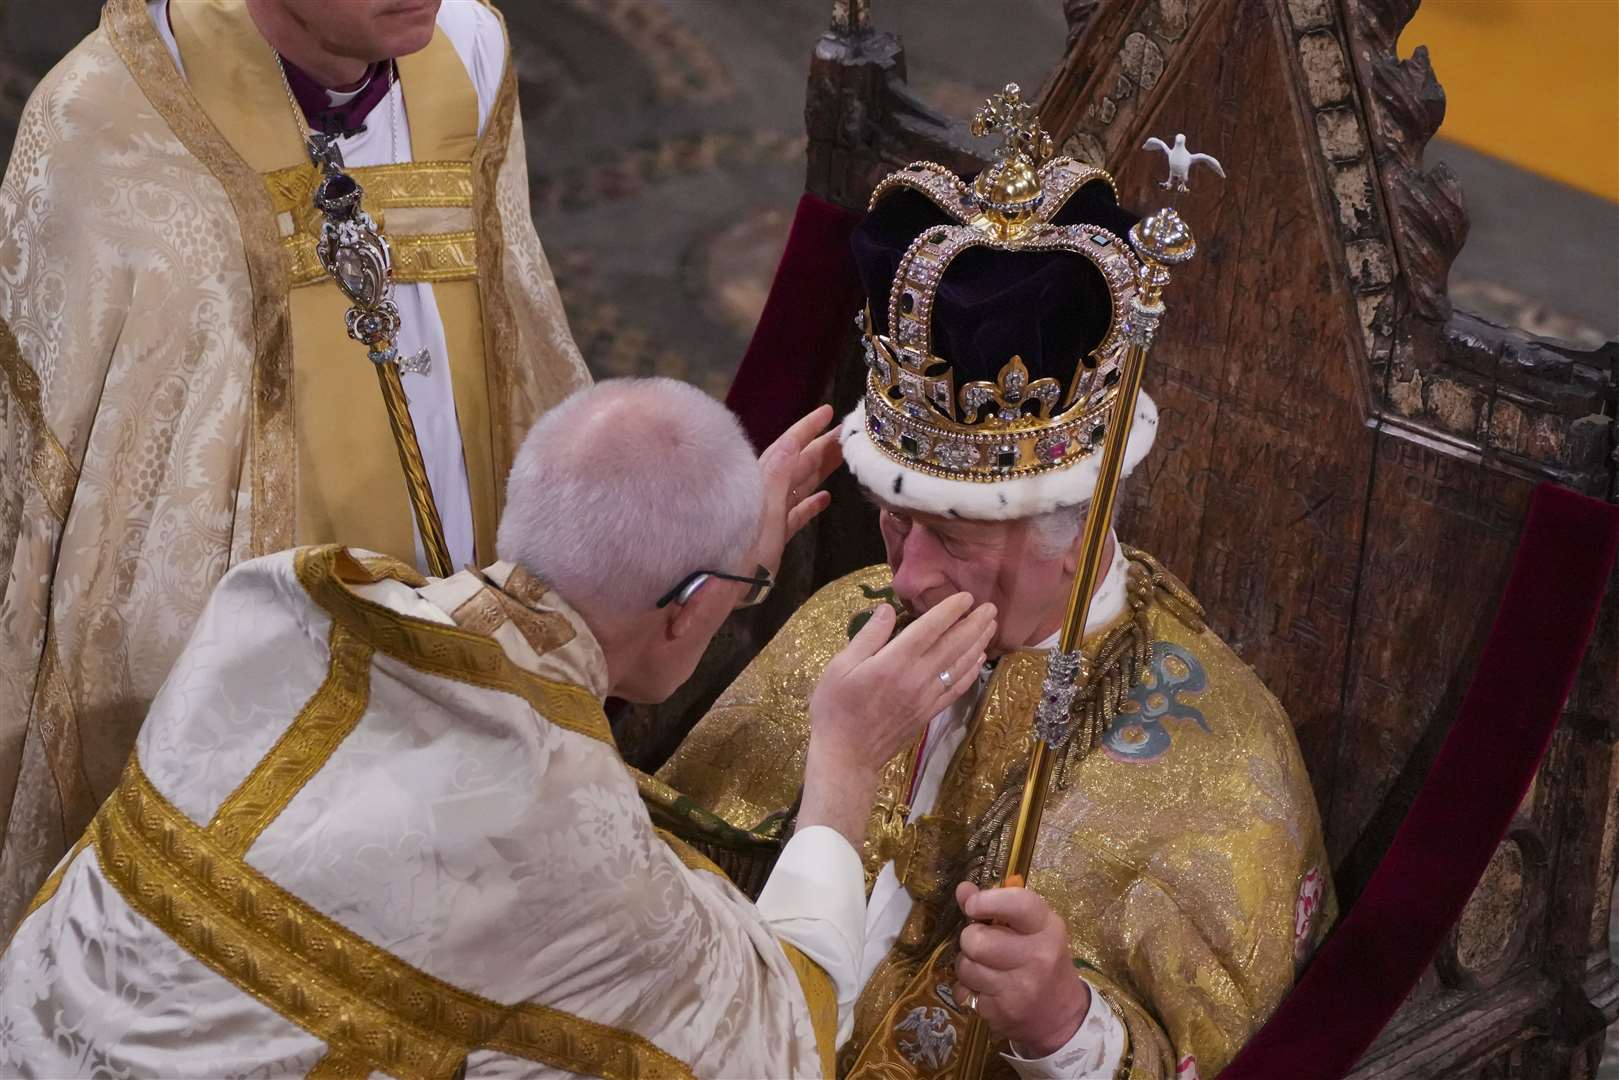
[[660, 86, 1337, 1078]]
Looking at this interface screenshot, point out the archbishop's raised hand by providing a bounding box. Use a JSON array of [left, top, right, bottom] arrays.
[[751, 404, 842, 579], [797, 592, 996, 845]]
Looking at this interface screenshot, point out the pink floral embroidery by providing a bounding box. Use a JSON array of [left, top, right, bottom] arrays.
[[1177, 1054, 1201, 1080], [1294, 866, 1324, 959]]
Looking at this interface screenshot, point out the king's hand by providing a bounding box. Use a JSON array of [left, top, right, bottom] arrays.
[[954, 880, 1092, 1059]]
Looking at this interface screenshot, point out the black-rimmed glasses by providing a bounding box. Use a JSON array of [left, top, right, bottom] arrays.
[[656, 565, 774, 609]]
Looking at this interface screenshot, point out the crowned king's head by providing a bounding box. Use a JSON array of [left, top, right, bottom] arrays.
[[839, 83, 1158, 521]]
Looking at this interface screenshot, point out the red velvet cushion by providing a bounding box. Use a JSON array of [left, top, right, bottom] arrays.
[[724, 193, 865, 451]]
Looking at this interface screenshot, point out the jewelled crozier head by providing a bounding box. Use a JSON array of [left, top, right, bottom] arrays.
[[841, 83, 1158, 521]]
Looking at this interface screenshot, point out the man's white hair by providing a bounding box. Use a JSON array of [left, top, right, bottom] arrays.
[[496, 378, 763, 612], [1026, 480, 1124, 559], [1029, 503, 1088, 559]]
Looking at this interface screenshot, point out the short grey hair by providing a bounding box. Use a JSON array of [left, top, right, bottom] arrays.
[[1026, 479, 1124, 559], [496, 378, 763, 612], [1029, 503, 1088, 559]]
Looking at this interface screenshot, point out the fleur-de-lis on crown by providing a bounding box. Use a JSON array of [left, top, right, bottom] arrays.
[[959, 355, 1062, 427], [971, 83, 1053, 166]]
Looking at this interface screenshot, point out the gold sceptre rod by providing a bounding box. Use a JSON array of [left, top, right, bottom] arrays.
[[954, 135, 1213, 1078], [305, 132, 455, 578]]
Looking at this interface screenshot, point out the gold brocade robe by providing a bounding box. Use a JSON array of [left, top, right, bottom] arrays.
[[0, 0, 589, 932], [659, 552, 1337, 1078]]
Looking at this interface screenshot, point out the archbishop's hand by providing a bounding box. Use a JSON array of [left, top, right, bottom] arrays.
[[953, 881, 1091, 1059], [798, 593, 995, 845], [751, 404, 842, 579]]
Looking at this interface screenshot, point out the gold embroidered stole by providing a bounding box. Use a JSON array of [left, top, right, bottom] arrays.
[[168, 1, 497, 565]]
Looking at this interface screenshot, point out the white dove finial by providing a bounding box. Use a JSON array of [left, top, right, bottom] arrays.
[[1142, 132, 1225, 192]]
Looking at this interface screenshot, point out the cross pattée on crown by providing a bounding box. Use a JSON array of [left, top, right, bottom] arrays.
[[971, 83, 1053, 168], [867, 314, 957, 420]]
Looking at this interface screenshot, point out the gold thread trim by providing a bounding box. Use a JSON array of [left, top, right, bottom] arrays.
[[295, 546, 613, 748], [263, 160, 475, 218], [28, 635, 98, 857], [206, 623, 373, 854], [282, 229, 479, 288], [305, 1050, 374, 1080], [0, 318, 95, 858], [95, 759, 468, 1076], [356, 554, 429, 589], [452, 589, 509, 638], [782, 944, 839, 1080], [482, 588, 578, 658], [484, 1005, 693, 1079], [5, 828, 92, 952], [471, 39, 520, 504], [94, 758, 694, 1079], [103, 0, 296, 556], [0, 318, 78, 522]]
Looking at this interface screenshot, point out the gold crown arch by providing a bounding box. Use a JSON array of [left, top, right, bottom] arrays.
[[860, 84, 1141, 484]]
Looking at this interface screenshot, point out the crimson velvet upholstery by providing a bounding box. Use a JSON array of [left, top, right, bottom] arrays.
[[1226, 482, 1619, 1078], [725, 192, 865, 451]]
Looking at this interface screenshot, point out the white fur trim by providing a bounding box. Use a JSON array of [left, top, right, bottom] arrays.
[[839, 392, 1158, 520]]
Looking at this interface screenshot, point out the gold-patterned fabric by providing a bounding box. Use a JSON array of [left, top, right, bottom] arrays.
[[0, 0, 590, 935], [659, 552, 1337, 1077], [0, 546, 835, 1077]]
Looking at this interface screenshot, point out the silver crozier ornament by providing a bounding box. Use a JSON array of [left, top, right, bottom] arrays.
[[307, 132, 453, 577]]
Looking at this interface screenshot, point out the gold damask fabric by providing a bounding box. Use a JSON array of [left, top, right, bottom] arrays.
[[0, 0, 589, 934], [659, 552, 1336, 1077]]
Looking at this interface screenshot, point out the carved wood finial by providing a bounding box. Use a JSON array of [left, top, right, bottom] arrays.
[[1356, 0, 1470, 323], [830, 0, 872, 33]]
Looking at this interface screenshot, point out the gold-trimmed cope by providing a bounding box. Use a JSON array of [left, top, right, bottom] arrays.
[[91, 758, 696, 1079], [295, 545, 613, 748]]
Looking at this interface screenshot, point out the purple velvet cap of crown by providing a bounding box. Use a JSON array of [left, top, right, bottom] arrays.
[[851, 177, 1141, 391]]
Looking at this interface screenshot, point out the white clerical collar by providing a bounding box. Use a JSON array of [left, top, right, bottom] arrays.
[[324, 71, 374, 107]]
